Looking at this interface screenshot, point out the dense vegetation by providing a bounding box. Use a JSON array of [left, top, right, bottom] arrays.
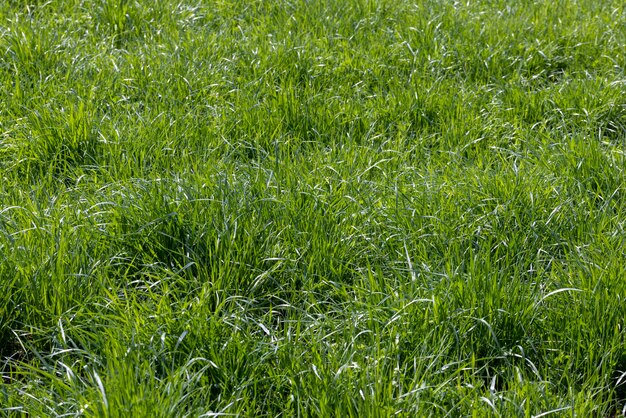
[[1, 0, 625, 416]]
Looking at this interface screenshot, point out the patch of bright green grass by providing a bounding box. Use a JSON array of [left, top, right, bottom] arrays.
[[1, 0, 626, 416]]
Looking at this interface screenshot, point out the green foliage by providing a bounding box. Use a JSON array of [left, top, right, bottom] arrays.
[[1, 0, 626, 416]]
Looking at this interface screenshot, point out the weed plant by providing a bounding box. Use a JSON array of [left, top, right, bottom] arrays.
[[1, 0, 626, 416]]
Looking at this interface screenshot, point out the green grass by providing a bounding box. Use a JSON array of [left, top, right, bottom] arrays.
[[1, 0, 625, 416]]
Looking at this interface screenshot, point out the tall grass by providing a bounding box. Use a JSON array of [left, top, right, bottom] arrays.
[[1, 0, 626, 416]]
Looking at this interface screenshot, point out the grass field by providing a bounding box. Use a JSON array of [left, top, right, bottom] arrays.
[[1, 0, 625, 416]]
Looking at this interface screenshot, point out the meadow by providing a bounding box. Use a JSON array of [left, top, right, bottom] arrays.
[[1, 0, 625, 416]]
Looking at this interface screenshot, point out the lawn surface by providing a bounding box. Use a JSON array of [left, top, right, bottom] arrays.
[[1, 0, 626, 416]]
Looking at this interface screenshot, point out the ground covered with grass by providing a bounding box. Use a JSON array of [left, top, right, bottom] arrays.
[[0, 0, 625, 416]]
